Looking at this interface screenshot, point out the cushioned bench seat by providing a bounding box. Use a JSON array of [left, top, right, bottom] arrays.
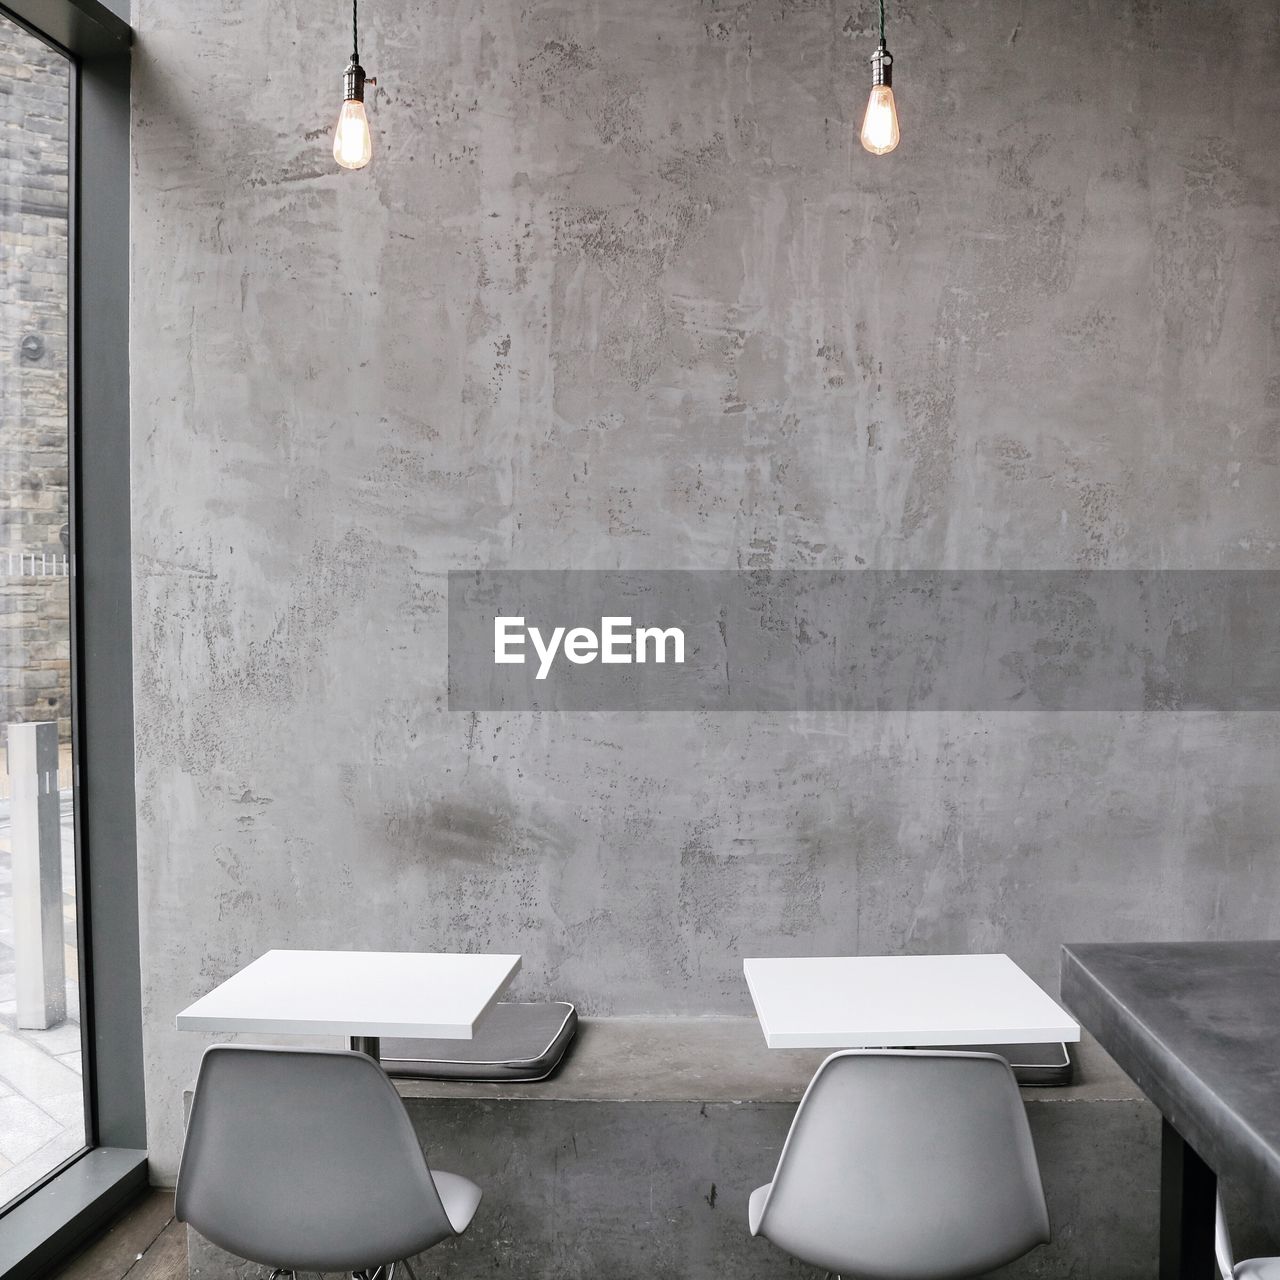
[[393, 1018, 1111, 1103], [382, 1001, 579, 1081]]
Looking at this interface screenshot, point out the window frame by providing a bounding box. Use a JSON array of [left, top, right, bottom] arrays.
[[0, 0, 143, 1273]]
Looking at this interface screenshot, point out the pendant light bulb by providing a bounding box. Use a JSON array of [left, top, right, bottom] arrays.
[[860, 43, 899, 154], [334, 69, 372, 170], [860, 0, 899, 156], [334, 0, 375, 170]]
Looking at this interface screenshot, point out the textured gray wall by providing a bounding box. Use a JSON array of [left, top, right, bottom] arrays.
[[131, 0, 1280, 1177]]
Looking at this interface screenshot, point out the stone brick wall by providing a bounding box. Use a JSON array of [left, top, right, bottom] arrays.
[[0, 16, 71, 745]]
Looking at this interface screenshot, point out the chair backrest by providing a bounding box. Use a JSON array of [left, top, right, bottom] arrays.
[[755, 1050, 1050, 1280], [1216, 1193, 1236, 1280], [176, 1045, 455, 1272]]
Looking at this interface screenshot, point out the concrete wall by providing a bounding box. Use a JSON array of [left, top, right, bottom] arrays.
[[131, 0, 1280, 1181]]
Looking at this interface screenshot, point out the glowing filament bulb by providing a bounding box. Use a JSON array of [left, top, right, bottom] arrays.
[[860, 41, 899, 156], [334, 53, 374, 171], [333, 97, 372, 169], [860, 83, 899, 155]]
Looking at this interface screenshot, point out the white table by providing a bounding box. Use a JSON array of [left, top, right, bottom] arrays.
[[743, 953, 1080, 1050], [176, 949, 522, 1060]]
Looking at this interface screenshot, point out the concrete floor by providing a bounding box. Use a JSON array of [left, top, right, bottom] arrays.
[[53, 1192, 185, 1280]]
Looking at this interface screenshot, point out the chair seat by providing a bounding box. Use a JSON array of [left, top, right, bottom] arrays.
[[1236, 1259, 1280, 1280], [433, 1170, 483, 1234], [746, 1052, 1049, 1278], [177, 1047, 481, 1272], [748, 1183, 771, 1236]]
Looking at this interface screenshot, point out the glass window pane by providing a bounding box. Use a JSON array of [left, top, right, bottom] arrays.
[[0, 11, 85, 1210]]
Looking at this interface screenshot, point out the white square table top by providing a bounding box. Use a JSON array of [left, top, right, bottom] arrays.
[[175, 949, 522, 1040], [743, 953, 1080, 1050]]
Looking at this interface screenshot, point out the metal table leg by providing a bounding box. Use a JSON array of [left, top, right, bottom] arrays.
[[350, 1035, 381, 1060], [1160, 1119, 1217, 1280]]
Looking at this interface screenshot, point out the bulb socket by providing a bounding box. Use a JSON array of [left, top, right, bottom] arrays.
[[343, 58, 366, 103], [870, 41, 893, 88]]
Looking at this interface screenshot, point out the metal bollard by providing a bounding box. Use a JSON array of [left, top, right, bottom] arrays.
[[8, 721, 66, 1029]]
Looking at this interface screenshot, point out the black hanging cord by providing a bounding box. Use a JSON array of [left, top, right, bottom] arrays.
[[352, 0, 359, 63], [879, 0, 886, 45]]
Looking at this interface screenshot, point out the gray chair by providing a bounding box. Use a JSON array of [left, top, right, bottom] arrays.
[[176, 1044, 481, 1279], [749, 1050, 1050, 1279], [1216, 1193, 1280, 1280]]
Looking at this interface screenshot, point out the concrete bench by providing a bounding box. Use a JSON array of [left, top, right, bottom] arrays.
[[187, 1018, 1160, 1279]]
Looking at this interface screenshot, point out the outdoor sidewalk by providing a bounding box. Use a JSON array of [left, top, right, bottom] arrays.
[[0, 790, 84, 1208]]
